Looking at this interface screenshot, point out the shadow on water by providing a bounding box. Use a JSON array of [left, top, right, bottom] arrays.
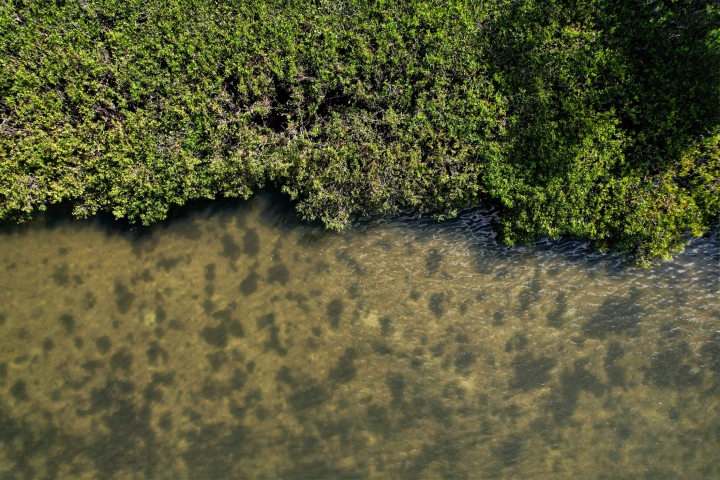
[[0, 188, 319, 243]]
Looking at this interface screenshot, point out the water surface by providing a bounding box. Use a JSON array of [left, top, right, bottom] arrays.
[[0, 193, 719, 479]]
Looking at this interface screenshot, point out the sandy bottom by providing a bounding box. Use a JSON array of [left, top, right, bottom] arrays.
[[0, 193, 719, 479]]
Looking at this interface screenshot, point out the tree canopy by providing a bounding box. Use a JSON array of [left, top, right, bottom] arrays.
[[1, 0, 719, 263]]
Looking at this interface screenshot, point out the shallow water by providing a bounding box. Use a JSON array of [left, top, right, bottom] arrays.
[[0, 192, 719, 479]]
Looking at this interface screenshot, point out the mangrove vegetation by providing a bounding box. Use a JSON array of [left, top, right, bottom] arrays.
[[1, 0, 719, 263]]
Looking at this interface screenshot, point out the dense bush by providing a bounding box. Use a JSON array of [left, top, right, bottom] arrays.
[[1, 0, 718, 263]]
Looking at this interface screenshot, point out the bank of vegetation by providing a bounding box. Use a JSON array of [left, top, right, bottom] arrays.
[[1, 0, 719, 263]]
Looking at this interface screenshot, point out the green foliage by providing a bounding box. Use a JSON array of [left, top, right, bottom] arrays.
[[1, 0, 718, 263]]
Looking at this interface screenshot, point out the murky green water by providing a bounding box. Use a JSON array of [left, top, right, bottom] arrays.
[[0, 192, 719, 479]]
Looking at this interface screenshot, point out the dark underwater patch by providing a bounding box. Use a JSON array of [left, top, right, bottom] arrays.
[[52, 264, 70, 286], [178, 219, 204, 240], [430, 343, 445, 357], [275, 365, 296, 388], [327, 299, 344, 329], [287, 383, 329, 411], [42, 338, 54, 352], [700, 332, 720, 378], [146, 341, 168, 365], [425, 249, 443, 276], [156, 255, 182, 271], [660, 321, 681, 341], [95, 335, 112, 355], [243, 228, 260, 256], [256, 313, 275, 330], [552, 359, 604, 423], [336, 248, 364, 275], [386, 373, 405, 406], [155, 305, 167, 324], [604, 341, 626, 387], [206, 352, 228, 372], [372, 341, 393, 355], [228, 320, 244, 338], [547, 291, 567, 328], [329, 348, 358, 384], [158, 412, 173, 432], [518, 279, 542, 312], [239, 269, 260, 295], [583, 289, 643, 339], [203, 299, 216, 316], [315, 417, 352, 447], [493, 436, 524, 467], [202, 323, 229, 349], [459, 300, 470, 315], [199, 378, 220, 400], [59, 313, 75, 334], [10, 380, 28, 402], [455, 350, 476, 370], [509, 353, 556, 391], [210, 304, 227, 323], [429, 292, 445, 318], [267, 263, 290, 286], [428, 400, 451, 426], [229, 368, 247, 391], [110, 348, 133, 371], [256, 314, 287, 356], [114, 282, 136, 314], [220, 233, 241, 260], [286, 291, 309, 311], [402, 438, 462, 479], [182, 423, 253, 477], [138, 268, 154, 282], [442, 382, 466, 404], [85, 291, 97, 309], [204, 263, 216, 281], [281, 459, 361, 480], [82, 360, 105, 374], [365, 404, 391, 436], [644, 342, 702, 389], [379, 316, 394, 337], [315, 261, 330, 274], [505, 333, 528, 353]]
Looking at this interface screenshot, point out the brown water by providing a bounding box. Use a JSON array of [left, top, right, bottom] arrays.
[[0, 192, 718, 479]]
